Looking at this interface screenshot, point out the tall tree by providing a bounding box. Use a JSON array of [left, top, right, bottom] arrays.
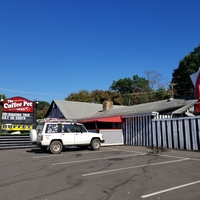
[[65, 90, 124, 105], [172, 45, 200, 98], [91, 90, 123, 105], [110, 75, 152, 105], [36, 101, 50, 119], [131, 75, 152, 104], [66, 90, 93, 102], [109, 78, 133, 94], [132, 75, 151, 92], [110, 73, 168, 105], [91, 90, 110, 103]]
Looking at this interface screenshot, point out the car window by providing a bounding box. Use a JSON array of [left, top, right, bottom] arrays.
[[36, 123, 44, 133], [45, 124, 59, 133], [75, 124, 87, 132], [62, 124, 75, 133]]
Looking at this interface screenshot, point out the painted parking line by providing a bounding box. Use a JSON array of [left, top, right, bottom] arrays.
[[161, 154, 200, 162], [82, 158, 189, 177], [107, 148, 200, 162], [52, 153, 147, 165], [33, 149, 121, 159], [103, 147, 147, 154], [141, 180, 200, 198], [160, 154, 190, 159]]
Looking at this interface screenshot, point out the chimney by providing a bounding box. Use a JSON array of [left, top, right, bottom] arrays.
[[103, 100, 113, 111]]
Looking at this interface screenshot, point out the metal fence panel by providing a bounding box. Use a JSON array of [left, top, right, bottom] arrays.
[[178, 119, 184, 149], [124, 115, 200, 151], [123, 115, 152, 146], [161, 121, 167, 148], [191, 119, 198, 150], [99, 129, 124, 146], [166, 120, 173, 148], [152, 116, 200, 151], [172, 120, 178, 149], [184, 119, 191, 150]]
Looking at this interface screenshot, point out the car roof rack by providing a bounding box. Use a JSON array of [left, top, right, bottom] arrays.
[[38, 118, 77, 124]]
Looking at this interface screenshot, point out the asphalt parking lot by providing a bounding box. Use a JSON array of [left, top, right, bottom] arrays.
[[0, 145, 200, 200]]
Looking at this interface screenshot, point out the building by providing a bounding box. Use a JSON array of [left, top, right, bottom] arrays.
[[44, 98, 197, 148]]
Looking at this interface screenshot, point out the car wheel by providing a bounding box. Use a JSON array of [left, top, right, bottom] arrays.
[[91, 139, 101, 150], [50, 141, 63, 154]]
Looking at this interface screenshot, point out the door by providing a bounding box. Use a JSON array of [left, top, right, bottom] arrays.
[[74, 124, 89, 144], [61, 124, 75, 145]]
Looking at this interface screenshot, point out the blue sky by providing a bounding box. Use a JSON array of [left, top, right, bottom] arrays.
[[0, 0, 200, 103]]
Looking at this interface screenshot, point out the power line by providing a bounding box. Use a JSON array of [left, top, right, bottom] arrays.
[[121, 90, 168, 96]]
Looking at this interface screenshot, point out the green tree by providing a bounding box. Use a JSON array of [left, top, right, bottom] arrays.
[[153, 87, 170, 101], [104, 90, 124, 105], [109, 78, 133, 94], [110, 73, 168, 105], [91, 90, 123, 105], [65, 90, 124, 105], [110, 75, 152, 105], [131, 75, 152, 104], [132, 75, 151, 92], [91, 90, 110, 103], [65, 90, 93, 103], [172, 45, 200, 98], [36, 101, 50, 119]]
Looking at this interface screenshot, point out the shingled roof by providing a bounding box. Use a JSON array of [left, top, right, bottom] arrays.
[[45, 98, 198, 120], [90, 98, 198, 118], [45, 100, 125, 120]]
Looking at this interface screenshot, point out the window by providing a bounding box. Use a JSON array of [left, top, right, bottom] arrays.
[[46, 124, 59, 133], [62, 124, 75, 133], [36, 123, 44, 134], [75, 125, 87, 133]]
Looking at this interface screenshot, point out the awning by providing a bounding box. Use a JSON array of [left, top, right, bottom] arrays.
[[79, 116, 122, 123]]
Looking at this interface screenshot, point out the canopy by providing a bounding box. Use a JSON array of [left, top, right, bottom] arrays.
[[79, 116, 122, 123]]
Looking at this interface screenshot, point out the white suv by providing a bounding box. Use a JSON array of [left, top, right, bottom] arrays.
[[30, 119, 104, 154]]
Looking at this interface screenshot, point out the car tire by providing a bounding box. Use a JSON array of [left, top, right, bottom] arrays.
[[30, 129, 37, 144], [91, 139, 101, 150], [49, 141, 63, 154]]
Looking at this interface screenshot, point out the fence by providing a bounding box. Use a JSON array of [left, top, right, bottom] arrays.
[[123, 115, 153, 147], [152, 116, 200, 151], [123, 115, 200, 151], [99, 129, 124, 146]]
